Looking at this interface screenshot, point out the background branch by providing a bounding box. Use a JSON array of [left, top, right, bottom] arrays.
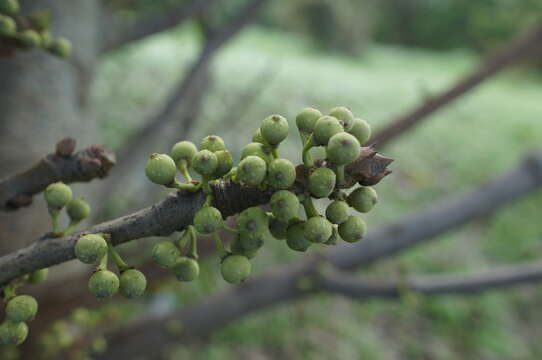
[[102, 0, 216, 53], [0, 138, 115, 212], [371, 20, 542, 147]]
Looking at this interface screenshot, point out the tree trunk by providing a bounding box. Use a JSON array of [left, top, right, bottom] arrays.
[[0, 0, 102, 254]]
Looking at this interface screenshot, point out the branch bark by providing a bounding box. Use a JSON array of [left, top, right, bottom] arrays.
[[101, 0, 216, 53], [0, 149, 391, 287], [0, 138, 115, 211], [371, 20, 542, 147]]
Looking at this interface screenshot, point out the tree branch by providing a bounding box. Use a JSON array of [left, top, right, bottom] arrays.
[[101, 0, 216, 53], [371, 20, 542, 147], [318, 260, 542, 298], [98, 148, 542, 358], [0, 138, 115, 212], [0, 149, 391, 287]]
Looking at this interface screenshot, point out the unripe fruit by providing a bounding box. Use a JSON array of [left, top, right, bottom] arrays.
[[220, 255, 251, 284], [0, 15, 15, 36], [252, 128, 265, 143], [200, 135, 225, 153], [231, 236, 258, 258], [0, 0, 19, 16], [296, 107, 322, 134], [173, 257, 200, 282], [152, 241, 180, 269], [67, 198, 90, 221], [338, 215, 367, 243], [194, 206, 223, 234], [18, 29, 41, 48], [313, 116, 343, 145], [48, 38, 71, 58], [269, 217, 288, 240], [308, 167, 336, 198], [119, 269, 147, 298], [267, 158, 296, 189], [349, 117, 371, 145], [329, 106, 354, 131], [75, 234, 108, 264], [6, 295, 38, 323], [260, 114, 288, 145], [326, 132, 360, 165], [270, 190, 299, 223], [145, 153, 176, 185], [0, 322, 27, 346], [171, 141, 197, 165], [326, 200, 349, 224], [240, 142, 272, 162], [192, 150, 218, 177], [304, 216, 333, 243], [237, 155, 266, 186], [44, 182, 72, 209], [239, 231, 265, 252], [28, 268, 49, 284], [88, 270, 119, 299], [347, 186, 378, 213], [286, 222, 311, 252], [214, 150, 233, 177], [237, 207, 269, 239]]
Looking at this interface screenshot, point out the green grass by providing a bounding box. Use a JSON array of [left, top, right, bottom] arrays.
[[94, 26, 542, 360]]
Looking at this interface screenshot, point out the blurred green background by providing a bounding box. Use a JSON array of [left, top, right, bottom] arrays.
[[85, 0, 542, 358]]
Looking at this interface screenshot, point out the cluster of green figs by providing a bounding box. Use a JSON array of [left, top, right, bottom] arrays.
[[145, 105, 377, 285], [0, 0, 71, 57]]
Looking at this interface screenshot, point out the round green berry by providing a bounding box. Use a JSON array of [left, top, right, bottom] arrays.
[[286, 222, 311, 252], [326, 200, 349, 224], [326, 132, 360, 165], [260, 114, 289, 145], [270, 190, 299, 223], [44, 182, 72, 209], [6, 295, 38, 323], [329, 106, 355, 131], [239, 231, 265, 252], [0, 0, 19, 16], [347, 187, 378, 213], [220, 255, 251, 284], [231, 236, 259, 259], [152, 241, 180, 269], [269, 216, 288, 240], [200, 135, 225, 153], [214, 150, 233, 177], [173, 257, 200, 282], [308, 167, 336, 198], [18, 29, 41, 48], [171, 141, 197, 165], [252, 128, 265, 143], [296, 107, 322, 134], [192, 149, 218, 177], [48, 38, 72, 58], [88, 270, 119, 299], [0, 321, 28, 346], [0, 15, 16, 36], [237, 206, 269, 239], [28, 268, 49, 284], [75, 234, 108, 264], [338, 215, 367, 243], [237, 155, 267, 187], [145, 153, 176, 185], [241, 142, 272, 162], [304, 216, 333, 243], [348, 117, 371, 145], [119, 269, 147, 298], [267, 158, 296, 189], [67, 198, 90, 222], [194, 206, 223, 234], [313, 116, 343, 145]]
